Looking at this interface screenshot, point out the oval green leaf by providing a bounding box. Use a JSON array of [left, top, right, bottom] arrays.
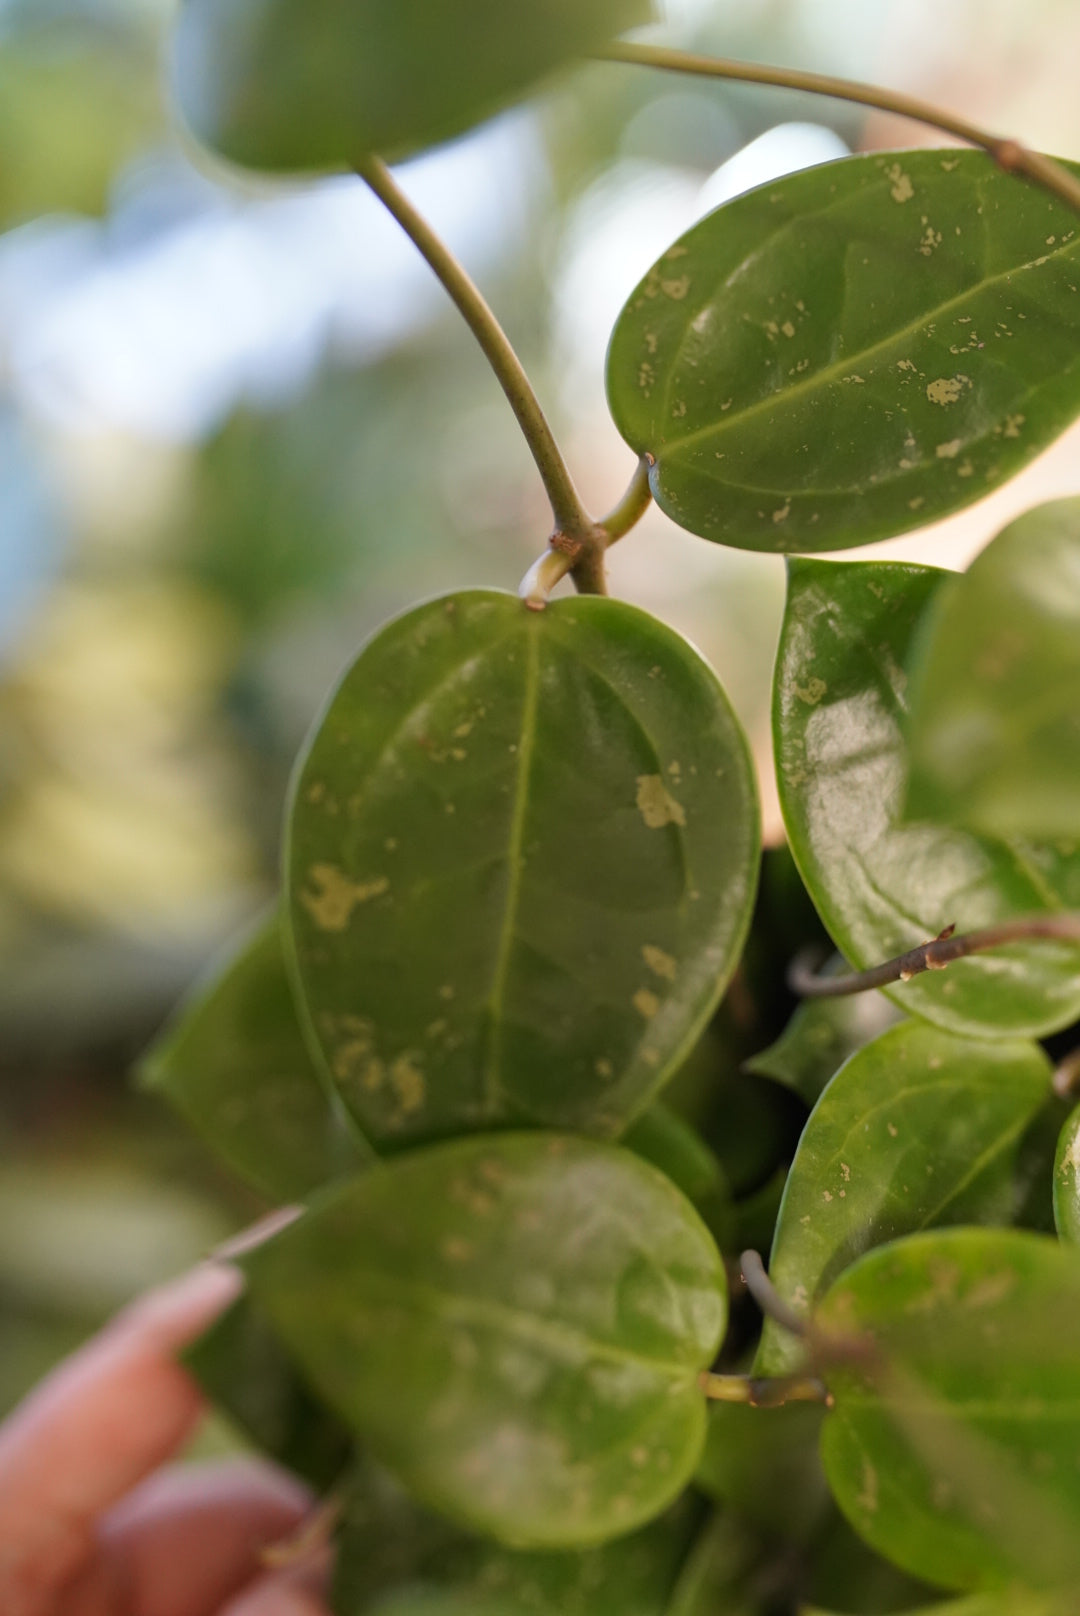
[[607, 150, 1080, 554], [1052, 1102, 1080, 1244], [757, 1021, 1051, 1375], [775, 558, 1080, 1037], [820, 1228, 1080, 1591], [243, 1132, 727, 1547], [286, 590, 759, 1149], [905, 498, 1080, 841], [139, 913, 368, 1201], [333, 1453, 702, 1616], [173, 0, 650, 173]]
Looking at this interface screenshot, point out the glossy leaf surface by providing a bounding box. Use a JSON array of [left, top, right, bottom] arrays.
[[287, 591, 758, 1149], [244, 1133, 727, 1547], [173, 0, 649, 172], [746, 971, 901, 1107], [1052, 1102, 1080, 1244], [140, 914, 367, 1201], [607, 150, 1080, 553], [905, 499, 1080, 840], [775, 559, 1080, 1037], [332, 1454, 702, 1616], [820, 1228, 1080, 1590], [184, 1292, 351, 1489], [757, 1022, 1050, 1374]]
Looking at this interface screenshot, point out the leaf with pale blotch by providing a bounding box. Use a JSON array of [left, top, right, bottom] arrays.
[[332, 1452, 702, 1616], [139, 913, 368, 1201], [607, 150, 1080, 554], [820, 1228, 1080, 1591], [905, 498, 1080, 841], [243, 1132, 727, 1548], [1052, 1102, 1080, 1244], [756, 1021, 1050, 1375], [183, 1292, 351, 1490], [745, 966, 901, 1106], [173, 0, 649, 173], [775, 559, 1080, 1038], [287, 591, 758, 1150]]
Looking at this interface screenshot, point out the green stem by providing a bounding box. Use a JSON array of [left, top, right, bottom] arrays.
[[699, 1371, 829, 1407], [599, 454, 653, 544], [598, 42, 1080, 216], [356, 155, 595, 543]]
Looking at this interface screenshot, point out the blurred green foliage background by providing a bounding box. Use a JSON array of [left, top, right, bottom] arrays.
[[2, 0, 1078, 1428]]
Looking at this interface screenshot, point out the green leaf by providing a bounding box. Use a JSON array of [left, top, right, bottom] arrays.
[[746, 967, 902, 1106], [172, 0, 650, 173], [757, 1021, 1051, 1374], [805, 1596, 1060, 1616], [243, 1132, 727, 1548], [1052, 1101, 1080, 1243], [287, 591, 759, 1149], [332, 1453, 703, 1616], [606, 150, 1080, 554], [696, 1400, 829, 1543], [819, 1228, 1080, 1591], [140, 914, 368, 1202], [904, 498, 1080, 841], [775, 558, 1080, 1037], [183, 1292, 352, 1490]]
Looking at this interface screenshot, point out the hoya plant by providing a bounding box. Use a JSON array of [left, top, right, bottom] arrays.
[[143, 4, 1080, 1612]]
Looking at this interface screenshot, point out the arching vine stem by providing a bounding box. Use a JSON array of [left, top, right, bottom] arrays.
[[355, 155, 595, 549], [790, 913, 1080, 999], [598, 43, 1080, 217]]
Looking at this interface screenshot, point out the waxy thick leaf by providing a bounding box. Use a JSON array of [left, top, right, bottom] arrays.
[[184, 1292, 351, 1490], [607, 150, 1080, 553], [1052, 1102, 1080, 1244], [820, 1229, 1080, 1591], [757, 1022, 1050, 1375], [332, 1454, 702, 1616], [140, 914, 367, 1201], [775, 559, 1080, 1037], [244, 1133, 727, 1547], [287, 591, 758, 1149], [173, 0, 649, 172], [905, 499, 1080, 841], [745, 969, 901, 1107]]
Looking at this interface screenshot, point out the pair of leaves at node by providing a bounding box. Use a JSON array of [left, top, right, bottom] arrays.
[[238, 1131, 727, 1548], [172, 0, 649, 172], [904, 497, 1080, 843], [607, 149, 1080, 556], [774, 556, 1080, 1038], [755, 1019, 1053, 1375]]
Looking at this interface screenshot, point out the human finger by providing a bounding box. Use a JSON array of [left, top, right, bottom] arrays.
[[0, 1262, 243, 1616]]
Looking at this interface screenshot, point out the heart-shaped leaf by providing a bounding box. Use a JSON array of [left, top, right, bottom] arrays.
[[139, 913, 368, 1201], [607, 151, 1080, 554], [1052, 1101, 1080, 1244], [904, 498, 1080, 841], [287, 590, 759, 1149], [819, 1228, 1080, 1591], [775, 558, 1080, 1037], [756, 1021, 1050, 1375], [173, 0, 650, 173], [243, 1132, 727, 1547], [332, 1453, 703, 1616]]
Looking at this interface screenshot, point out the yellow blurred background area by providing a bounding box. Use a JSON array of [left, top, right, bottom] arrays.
[[0, 0, 1076, 1416]]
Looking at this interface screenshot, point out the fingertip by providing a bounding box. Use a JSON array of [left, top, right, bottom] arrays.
[[219, 1571, 329, 1616], [113, 1261, 245, 1352]]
